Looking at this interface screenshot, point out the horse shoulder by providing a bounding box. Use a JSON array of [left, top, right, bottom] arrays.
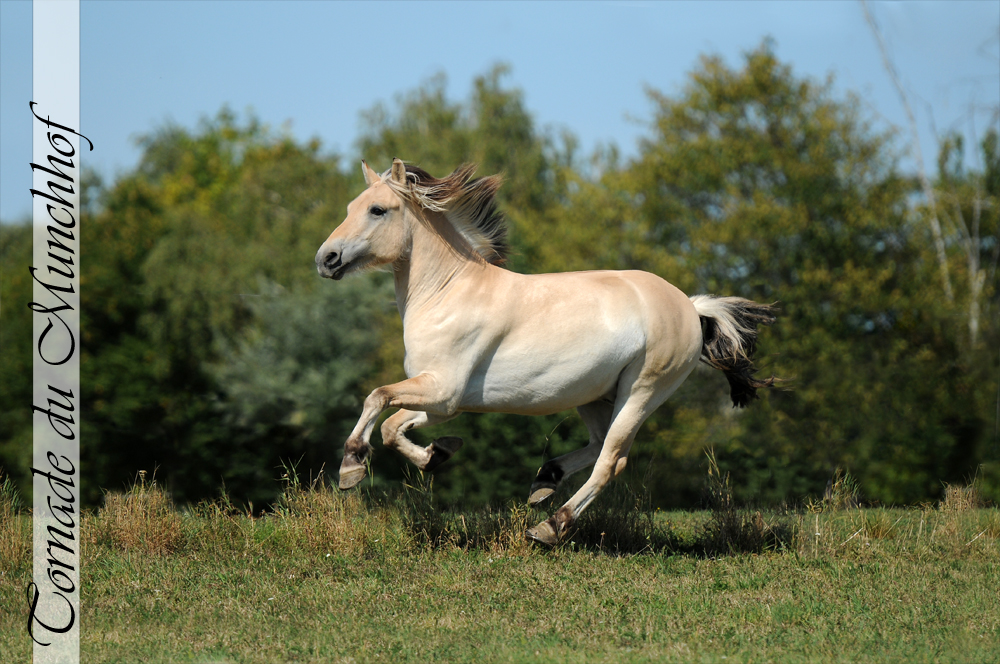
[[398, 272, 510, 383]]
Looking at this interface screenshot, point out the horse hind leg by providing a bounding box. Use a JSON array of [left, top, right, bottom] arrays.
[[525, 398, 649, 547], [526, 365, 684, 547], [528, 400, 613, 506]]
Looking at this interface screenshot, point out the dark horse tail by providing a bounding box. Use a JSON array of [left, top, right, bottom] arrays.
[[690, 295, 778, 408]]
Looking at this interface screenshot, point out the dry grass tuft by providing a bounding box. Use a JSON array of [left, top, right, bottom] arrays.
[[940, 481, 985, 512], [184, 487, 254, 551], [699, 450, 788, 555], [805, 468, 861, 513], [825, 467, 861, 510], [90, 470, 183, 555], [396, 471, 536, 555], [861, 510, 899, 540], [271, 467, 384, 557], [568, 480, 678, 554], [0, 472, 30, 571], [397, 470, 457, 549], [980, 511, 1000, 539], [454, 501, 537, 555]]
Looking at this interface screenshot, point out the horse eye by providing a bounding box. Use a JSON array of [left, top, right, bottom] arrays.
[[370, 205, 387, 217]]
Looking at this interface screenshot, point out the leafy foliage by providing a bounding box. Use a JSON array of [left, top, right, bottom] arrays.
[[617, 44, 997, 505], [210, 274, 394, 491]]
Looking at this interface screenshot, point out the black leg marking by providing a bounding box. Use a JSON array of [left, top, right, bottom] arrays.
[[536, 462, 565, 486], [528, 462, 565, 505], [421, 436, 464, 472]]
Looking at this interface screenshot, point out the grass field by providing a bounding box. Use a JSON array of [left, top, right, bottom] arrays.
[[2, 471, 998, 663]]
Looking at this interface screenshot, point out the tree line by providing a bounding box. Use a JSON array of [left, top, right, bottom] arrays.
[[2, 44, 997, 508]]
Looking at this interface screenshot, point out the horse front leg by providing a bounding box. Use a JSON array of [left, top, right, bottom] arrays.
[[380, 409, 461, 472], [339, 373, 457, 490]]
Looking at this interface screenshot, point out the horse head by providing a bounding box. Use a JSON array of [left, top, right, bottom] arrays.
[[316, 158, 411, 280]]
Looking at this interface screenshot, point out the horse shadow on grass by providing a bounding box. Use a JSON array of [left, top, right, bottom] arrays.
[[392, 469, 794, 558]]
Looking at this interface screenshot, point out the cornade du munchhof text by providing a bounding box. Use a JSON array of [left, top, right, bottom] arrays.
[[26, 100, 92, 650]]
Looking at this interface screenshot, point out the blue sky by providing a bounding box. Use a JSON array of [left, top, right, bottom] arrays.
[[1, 0, 998, 222]]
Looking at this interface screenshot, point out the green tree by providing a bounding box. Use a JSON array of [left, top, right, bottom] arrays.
[[356, 64, 565, 272], [1, 168, 107, 500], [0, 223, 32, 495], [77, 110, 362, 504], [622, 43, 995, 504], [924, 128, 1000, 498], [209, 274, 394, 493], [931, 129, 1000, 348]]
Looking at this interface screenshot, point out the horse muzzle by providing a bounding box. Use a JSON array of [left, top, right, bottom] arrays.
[[316, 248, 351, 280]]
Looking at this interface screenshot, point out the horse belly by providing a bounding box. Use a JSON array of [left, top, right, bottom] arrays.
[[459, 328, 641, 416]]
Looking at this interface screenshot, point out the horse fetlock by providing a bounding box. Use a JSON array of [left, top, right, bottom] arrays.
[[344, 437, 373, 461], [525, 507, 574, 547], [421, 436, 464, 472]]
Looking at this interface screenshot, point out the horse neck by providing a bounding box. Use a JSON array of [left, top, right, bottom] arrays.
[[392, 207, 486, 320]]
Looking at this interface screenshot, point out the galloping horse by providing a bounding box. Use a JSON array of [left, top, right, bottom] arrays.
[[316, 159, 775, 546]]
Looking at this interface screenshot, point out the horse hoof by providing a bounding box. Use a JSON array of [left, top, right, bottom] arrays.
[[338, 463, 367, 490], [527, 484, 556, 506], [422, 436, 464, 472], [525, 519, 560, 547]]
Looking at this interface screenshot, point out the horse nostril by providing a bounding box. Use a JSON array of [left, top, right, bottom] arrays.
[[324, 251, 342, 269]]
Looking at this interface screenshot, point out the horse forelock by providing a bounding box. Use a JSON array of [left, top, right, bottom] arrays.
[[382, 163, 508, 265]]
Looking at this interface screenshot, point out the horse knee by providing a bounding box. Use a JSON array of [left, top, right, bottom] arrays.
[[365, 387, 392, 413]]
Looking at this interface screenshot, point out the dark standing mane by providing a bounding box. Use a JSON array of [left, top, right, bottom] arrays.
[[383, 162, 508, 265]]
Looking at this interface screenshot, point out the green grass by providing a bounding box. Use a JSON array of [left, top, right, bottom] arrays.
[[1, 472, 998, 663]]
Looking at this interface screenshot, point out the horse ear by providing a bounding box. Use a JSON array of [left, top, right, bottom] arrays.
[[390, 158, 407, 185], [361, 160, 380, 186]]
